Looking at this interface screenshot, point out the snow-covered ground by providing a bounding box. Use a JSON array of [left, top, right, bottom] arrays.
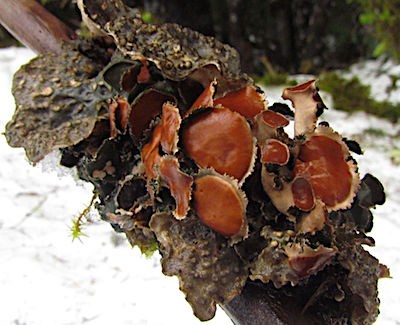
[[0, 47, 399, 324]]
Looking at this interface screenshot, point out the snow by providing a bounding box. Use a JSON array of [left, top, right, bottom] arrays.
[[1, 47, 399, 324]]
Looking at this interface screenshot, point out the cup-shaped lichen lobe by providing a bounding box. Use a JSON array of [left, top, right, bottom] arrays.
[[261, 139, 290, 165], [181, 107, 255, 182], [294, 128, 360, 211], [193, 173, 247, 238]]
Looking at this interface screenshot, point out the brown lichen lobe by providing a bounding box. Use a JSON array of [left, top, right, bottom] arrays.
[[80, 0, 251, 96], [150, 213, 248, 321], [5, 46, 111, 164], [159, 156, 193, 220]]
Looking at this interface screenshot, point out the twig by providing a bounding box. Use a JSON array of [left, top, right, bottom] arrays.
[[0, 0, 76, 54], [222, 281, 317, 325]]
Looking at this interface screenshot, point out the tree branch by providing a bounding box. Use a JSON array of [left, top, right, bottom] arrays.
[[222, 281, 318, 325], [0, 0, 76, 54]]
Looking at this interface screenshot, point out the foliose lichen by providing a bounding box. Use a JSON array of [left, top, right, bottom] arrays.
[[5, 1, 389, 323]]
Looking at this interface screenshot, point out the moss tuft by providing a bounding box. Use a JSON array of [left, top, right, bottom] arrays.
[[256, 73, 296, 87], [70, 192, 98, 242], [318, 72, 400, 122]]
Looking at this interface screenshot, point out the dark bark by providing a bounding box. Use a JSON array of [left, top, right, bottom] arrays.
[[222, 281, 319, 325]]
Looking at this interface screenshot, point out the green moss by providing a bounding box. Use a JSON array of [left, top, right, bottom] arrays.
[[140, 240, 159, 258], [70, 193, 98, 242], [364, 128, 387, 137], [318, 72, 400, 122], [390, 148, 400, 165], [141, 11, 154, 24], [126, 228, 159, 258], [78, 23, 94, 39], [255, 73, 297, 87]]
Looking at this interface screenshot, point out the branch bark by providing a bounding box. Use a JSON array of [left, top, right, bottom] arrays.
[[0, 0, 76, 54], [222, 281, 318, 325]]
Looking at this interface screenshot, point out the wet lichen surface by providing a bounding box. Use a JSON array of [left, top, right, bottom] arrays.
[[5, 1, 390, 324]]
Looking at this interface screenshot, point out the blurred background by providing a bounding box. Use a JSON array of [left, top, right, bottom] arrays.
[[2, 0, 399, 74]]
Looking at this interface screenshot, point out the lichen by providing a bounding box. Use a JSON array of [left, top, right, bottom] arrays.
[[5, 44, 113, 164], [150, 213, 248, 321], [4, 1, 389, 324]]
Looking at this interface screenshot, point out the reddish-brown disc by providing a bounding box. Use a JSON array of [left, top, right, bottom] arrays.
[[181, 107, 254, 181], [295, 135, 352, 208], [291, 177, 315, 211], [193, 175, 244, 237], [261, 139, 290, 165]]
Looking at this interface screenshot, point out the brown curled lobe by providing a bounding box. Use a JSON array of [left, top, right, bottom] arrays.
[[262, 110, 289, 128], [160, 102, 181, 155], [142, 124, 162, 180], [188, 80, 216, 114], [282, 79, 321, 136], [109, 98, 131, 138], [214, 86, 265, 119], [159, 156, 193, 219]]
